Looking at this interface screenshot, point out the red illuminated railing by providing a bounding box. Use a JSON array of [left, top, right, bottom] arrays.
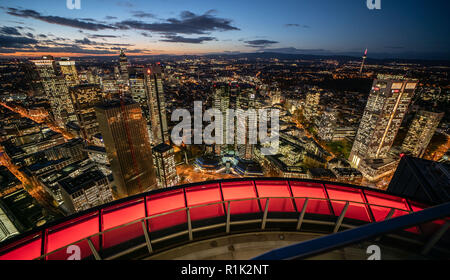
[[0, 178, 445, 260]]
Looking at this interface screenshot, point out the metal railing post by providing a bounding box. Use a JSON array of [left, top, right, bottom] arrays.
[[261, 198, 270, 230], [333, 201, 349, 233], [141, 220, 153, 254], [187, 208, 193, 241], [226, 201, 231, 233], [296, 198, 309, 231], [87, 238, 101, 260]]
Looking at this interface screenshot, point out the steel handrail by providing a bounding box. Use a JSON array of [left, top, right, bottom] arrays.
[[35, 196, 418, 260]]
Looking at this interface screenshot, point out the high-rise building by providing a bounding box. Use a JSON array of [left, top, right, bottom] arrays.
[[57, 58, 79, 87], [152, 143, 179, 188], [118, 49, 129, 83], [95, 99, 157, 198], [317, 108, 338, 141], [129, 71, 152, 135], [145, 65, 168, 145], [69, 84, 104, 140], [213, 85, 231, 155], [303, 87, 321, 120], [387, 155, 450, 205], [349, 75, 418, 169], [235, 88, 257, 159], [402, 110, 444, 158], [59, 169, 114, 213], [30, 56, 77, 126]]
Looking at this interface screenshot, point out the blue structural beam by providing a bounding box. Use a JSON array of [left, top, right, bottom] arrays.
[[253, 202, 450, 260]]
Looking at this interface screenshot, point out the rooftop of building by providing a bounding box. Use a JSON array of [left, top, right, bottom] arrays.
[[59, 169, 106, 195]]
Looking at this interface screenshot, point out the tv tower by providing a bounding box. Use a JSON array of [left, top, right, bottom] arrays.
[[359, 48, 368, 75]]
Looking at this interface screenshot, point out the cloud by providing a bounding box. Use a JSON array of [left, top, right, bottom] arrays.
[[0, 26, 21, 35], [132, 11, 155, 18], [87, 34, 119, 39], [74, 37, 132, 47], [0, 35, 37, 48], [6, 7, 118, 31], [105, 16, 118, 20], [116, 1, 133, 8], [245, 39, 278, 47], [140, 32, 152, 38], [258, 47, 327, 54], [160, 35, 216, 44], [284, 23, 310, 28], [116, 10, 239, 35]]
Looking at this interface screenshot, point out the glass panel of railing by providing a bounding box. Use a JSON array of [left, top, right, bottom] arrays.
[[102, 199, 145, 250], [185, 183, 225, 221], [0, 233, 42, 260], [146, 189, 187, 232], [290, 181, 331, 215], [45, 237, 100, 260], [221, 181, 260, 214], [254, 181, 295, 212], [45, 212, 99, 259]]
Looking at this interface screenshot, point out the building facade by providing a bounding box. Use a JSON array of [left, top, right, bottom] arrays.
[[95, 99, 157, 198], [402, 110, 444, 158], [349, 75, 418, 168]]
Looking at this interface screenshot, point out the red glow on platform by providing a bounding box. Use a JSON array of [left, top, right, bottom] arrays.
[[0, 179, 437, 260]]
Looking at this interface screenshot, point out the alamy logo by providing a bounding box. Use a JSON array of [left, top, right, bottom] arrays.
[[171, 101, 280, 155], [366, 245, 381, 260], [366, 0, 381, 10], [67, 0, 81, 9], [66, 245, 81, 260]]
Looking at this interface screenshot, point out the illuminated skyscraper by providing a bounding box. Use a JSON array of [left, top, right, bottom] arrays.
[[349, 75, 418, 168], [402, 110, 444, 158], [235, 88, 257, 159], [31, 56, 77, 126], [95, 99, 157, 198], [118, 49, 129, 83], [145, 65, 168, 145], [57, 58, 79, 87], [303, 87, 321, 120], [152, 143, 179, 188], [69, 84, 104, 140], [213, 84, 230, 155]]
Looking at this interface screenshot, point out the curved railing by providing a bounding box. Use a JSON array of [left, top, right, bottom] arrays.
[[0, 178, 446, 260]]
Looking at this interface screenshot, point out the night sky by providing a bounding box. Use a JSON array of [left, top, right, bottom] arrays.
[[0, 0, 449, 59]]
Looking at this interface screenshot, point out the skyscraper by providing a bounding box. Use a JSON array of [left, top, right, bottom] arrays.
[[152, 143, 179, 188], [95, 99, 157, 198], [303, 87, 321, 120], [118, 49, 129, 83], [235, 88, 257, 159], [213, 84, 230, 155], [402, 110, 444, 158], [145, 65, 168, 145], [57, 58, 79, 87], [31, 56, 77, 126], [349, 75, 418, 168], [69, 84, 104, 141]]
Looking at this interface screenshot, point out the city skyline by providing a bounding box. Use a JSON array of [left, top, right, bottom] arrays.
[[0, 1, 448, 261], [0, 0, 449, 59]]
